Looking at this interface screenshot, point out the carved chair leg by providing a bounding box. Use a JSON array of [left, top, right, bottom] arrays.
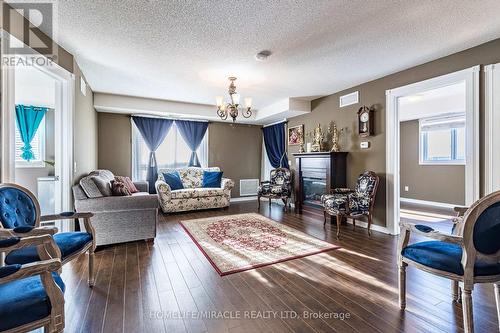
[[88, 250, 95, 287], [323, 210, 327, 226], [494, 284, 500, 332], [336, 214, 342, 238], [452, 281, 460, 302], [399, 263, 407, 310], [282, 197, 287, 211], [258, 195, 261, 209], [367, 214, 373, 236], [269, 197, 272, 207], [462, 287, 474, 333], [352, 218, 356, 231]]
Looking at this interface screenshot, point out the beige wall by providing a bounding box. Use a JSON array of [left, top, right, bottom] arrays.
[[400, 120, 465, 205], [74, 61, 98, 182], [96, 113, 262, 198], [288, 38, 500, 227], [208, 122, 262, 197], [98, 113, 132, 177]]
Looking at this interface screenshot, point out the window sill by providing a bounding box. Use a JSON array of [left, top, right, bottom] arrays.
[[419, 161, 466, 166], [16, 162, 46, 168]]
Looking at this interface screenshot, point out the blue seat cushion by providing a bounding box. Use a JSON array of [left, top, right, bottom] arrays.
[[0, 272, 65, 331], [402, 241, 500, 276], [5, 232, 92, 265]]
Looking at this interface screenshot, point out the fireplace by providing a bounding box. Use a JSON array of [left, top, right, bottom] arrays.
[[302, 177, 326, 207], [293, 152, 348, 213]]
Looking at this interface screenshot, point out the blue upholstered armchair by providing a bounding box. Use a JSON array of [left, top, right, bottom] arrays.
[[398, 191, 500, 333], [0, 183, 96, 287], [321, 171, 379, 238], [257, 168, 292, 211], [0, 235, 65, 333]]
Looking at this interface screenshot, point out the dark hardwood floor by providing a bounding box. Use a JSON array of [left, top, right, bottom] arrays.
[[61, 201, 499, 333]]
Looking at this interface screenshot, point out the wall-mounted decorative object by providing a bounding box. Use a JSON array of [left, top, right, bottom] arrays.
[[328, 121, 344, 152], [358, 105, 375, 137], [311, 123, 324, 152], [288, 124, 303, 145], [339, 91, 359, 108]]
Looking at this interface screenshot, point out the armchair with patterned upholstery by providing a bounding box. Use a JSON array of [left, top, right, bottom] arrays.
[[398, 190, 500, 333], [0, 234, 65, 333], [257, 168, 292, 211], [321, 171, 379, 237], [0, 183, 96, 287]]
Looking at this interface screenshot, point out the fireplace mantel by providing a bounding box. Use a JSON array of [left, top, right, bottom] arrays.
[[293, 152, 348, 213]]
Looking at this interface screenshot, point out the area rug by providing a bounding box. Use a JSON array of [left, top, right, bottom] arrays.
[[180, 213, 339, 276]]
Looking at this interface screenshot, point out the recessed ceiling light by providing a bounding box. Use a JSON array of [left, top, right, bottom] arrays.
[[255, 50, 272, 61]]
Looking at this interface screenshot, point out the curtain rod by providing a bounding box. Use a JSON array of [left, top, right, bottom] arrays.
[[263, 118, 288, 128], [131, 114, 209, 123]]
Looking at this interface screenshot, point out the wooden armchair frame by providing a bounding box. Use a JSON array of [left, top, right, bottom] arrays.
[[0, 235, 64, 333], [0, 183, 96, 286], [398, 191, 500, 333]]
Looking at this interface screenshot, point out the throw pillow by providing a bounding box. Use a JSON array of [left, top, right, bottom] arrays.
[[79, 175, 103, 198], [111, 180, 131, 196], [91, 175, 112, 196], [202, 171, 223, 188], [162, 172, 184, 190], [115, 176, 139, 193]]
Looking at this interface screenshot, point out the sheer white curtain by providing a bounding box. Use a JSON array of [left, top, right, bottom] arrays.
[[261, 141, 273, 181], [132, 121, 208, 181]]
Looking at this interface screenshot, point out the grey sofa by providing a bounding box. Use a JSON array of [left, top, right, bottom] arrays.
[[72, 179, 159, 246]]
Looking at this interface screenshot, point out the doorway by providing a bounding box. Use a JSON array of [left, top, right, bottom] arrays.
[[1, 34, 75, 232], [385, 66, 480, 235]]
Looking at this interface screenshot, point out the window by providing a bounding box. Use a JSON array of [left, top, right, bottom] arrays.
[[419, 114, 465, 165], [15, 117, 45, 168], [132, 121, 208, 181]]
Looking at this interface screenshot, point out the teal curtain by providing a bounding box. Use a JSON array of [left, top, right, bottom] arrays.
[[15, 105, 47, 161]]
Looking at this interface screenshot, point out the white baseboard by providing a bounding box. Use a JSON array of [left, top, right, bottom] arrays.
[[231, 196, 258, 202], [400, 197, 459, 209]]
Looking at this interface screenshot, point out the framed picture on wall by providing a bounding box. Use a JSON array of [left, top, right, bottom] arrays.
[[288, 124, 304, 145]]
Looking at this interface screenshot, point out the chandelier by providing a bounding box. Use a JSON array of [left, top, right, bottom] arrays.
[[215, 77, 252, 122]]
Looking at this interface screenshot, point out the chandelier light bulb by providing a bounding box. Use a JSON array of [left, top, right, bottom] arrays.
[[231, 93, 240, 105], [215, 96, 223, 107], [244, 97, 252, 108]]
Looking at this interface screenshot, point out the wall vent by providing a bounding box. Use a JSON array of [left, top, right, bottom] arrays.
[[240, 179, 259, 196], [339, 91, 359, 107]]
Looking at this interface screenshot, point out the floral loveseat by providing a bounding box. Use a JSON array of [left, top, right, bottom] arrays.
[[155, 167, 235, 213]]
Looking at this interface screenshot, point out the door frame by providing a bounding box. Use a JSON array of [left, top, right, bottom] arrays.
[[385, 66, 480, 235], [484, 63, 500, 195], [1, 32, 75, 232]]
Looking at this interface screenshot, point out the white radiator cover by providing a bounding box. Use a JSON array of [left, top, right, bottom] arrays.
[[240, 179, 259, 196]]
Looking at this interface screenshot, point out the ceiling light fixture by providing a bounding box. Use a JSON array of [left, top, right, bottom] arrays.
[[255, 50, 272, 61], [215, 77, 252, 122]]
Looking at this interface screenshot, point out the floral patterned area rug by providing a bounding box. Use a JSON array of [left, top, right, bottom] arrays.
[[180, 213, 339, 276]]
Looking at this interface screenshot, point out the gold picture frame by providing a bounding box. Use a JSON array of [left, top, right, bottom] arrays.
[[288, 124, 304, 146]]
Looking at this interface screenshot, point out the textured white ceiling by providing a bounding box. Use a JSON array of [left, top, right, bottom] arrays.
[[42, 1, 500, 110]]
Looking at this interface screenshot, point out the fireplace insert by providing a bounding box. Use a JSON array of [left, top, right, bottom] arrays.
[[302, 177, 326, 207]]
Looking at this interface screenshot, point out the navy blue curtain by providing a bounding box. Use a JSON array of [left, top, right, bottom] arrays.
[[175, 120, 208, 167], [132, 116, 174, 193], [262, 122, 289, 169]]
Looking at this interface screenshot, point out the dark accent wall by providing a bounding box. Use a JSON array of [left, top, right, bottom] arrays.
[[208, 122, 262, 197], [97, 113, 262, 198], [400, 120, 465, 205], [288, 38, 500, 227], [98, 113, 132, 177]]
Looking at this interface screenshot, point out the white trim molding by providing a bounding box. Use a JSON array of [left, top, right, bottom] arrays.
[[400, 198, 460, 209], [484, 64, 500, 194], [386, 66, 480, 235], [231, 196, 258, 202]]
